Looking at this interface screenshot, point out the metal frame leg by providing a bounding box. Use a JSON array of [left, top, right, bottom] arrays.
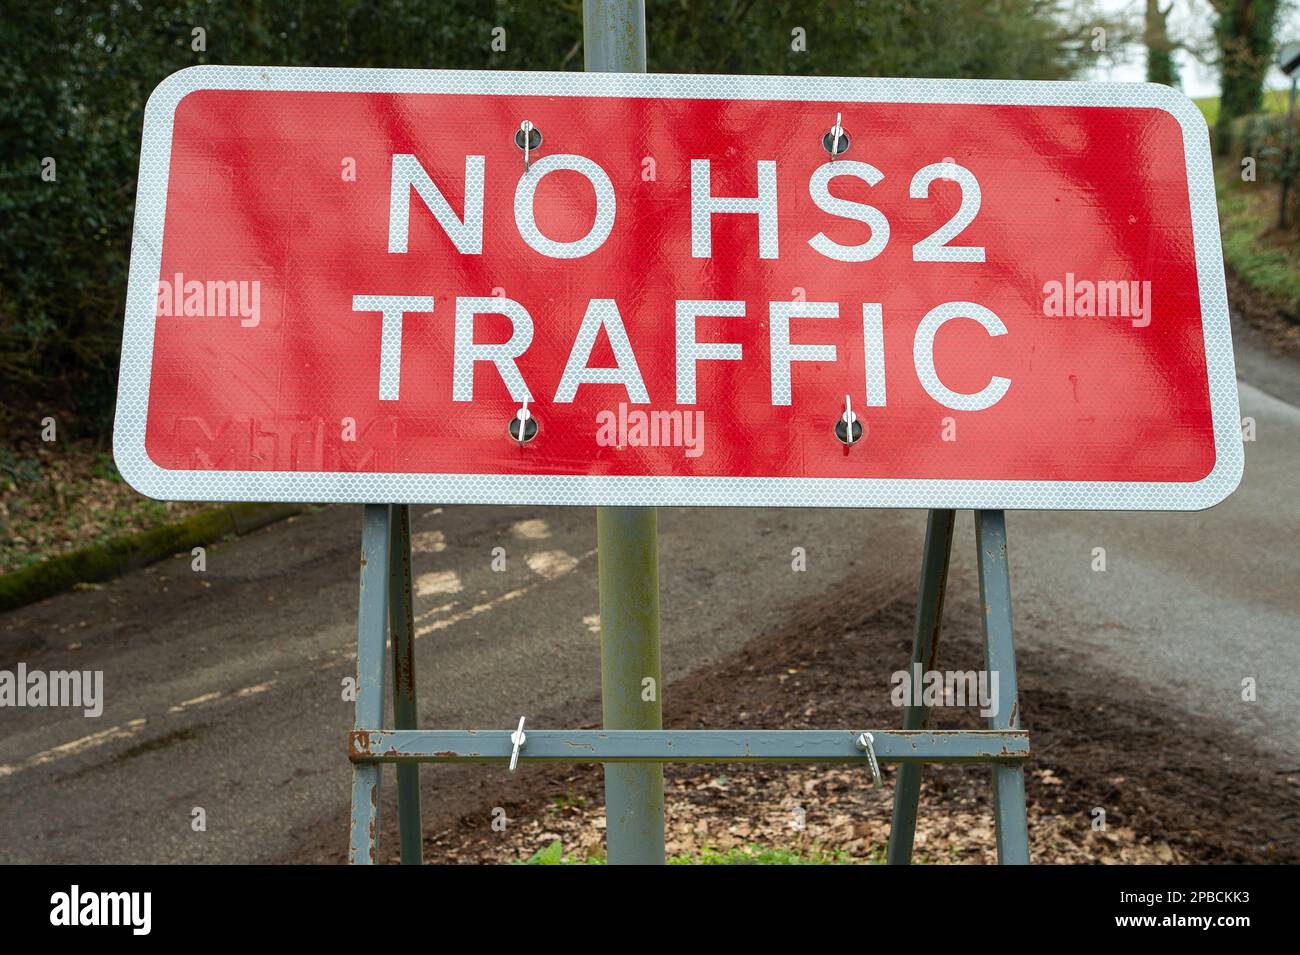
[[349, 504, 391, 864], [388, 505, 422, 864], [975, 510, 1030, 864], [887, 508, 956, 864]]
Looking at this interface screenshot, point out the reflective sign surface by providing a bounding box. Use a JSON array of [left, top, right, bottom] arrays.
[[115, 67, 1241, 509]]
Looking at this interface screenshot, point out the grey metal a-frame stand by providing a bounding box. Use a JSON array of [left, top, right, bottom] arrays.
[[887, 508, 1029, 864], [346, 504, 1030, 865]]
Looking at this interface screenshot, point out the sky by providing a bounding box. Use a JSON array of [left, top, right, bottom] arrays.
[[1085, 0, 1299, 98]]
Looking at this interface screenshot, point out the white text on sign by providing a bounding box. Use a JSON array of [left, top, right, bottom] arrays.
[[355, 153, 1008, 413]]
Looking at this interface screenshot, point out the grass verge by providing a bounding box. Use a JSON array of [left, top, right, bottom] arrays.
[[1216, 166, 1300, 321], [1194, 89, 1290, 127], [521, 838, 865, 865], [0, 501, 307, 612]]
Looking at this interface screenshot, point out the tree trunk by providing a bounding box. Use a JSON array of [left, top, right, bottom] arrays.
[[1145, 0, 1179, 87], [1213, 0, 1282, 157]]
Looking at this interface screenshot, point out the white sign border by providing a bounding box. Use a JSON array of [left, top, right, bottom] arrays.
[[115, 66, 1242, 511]]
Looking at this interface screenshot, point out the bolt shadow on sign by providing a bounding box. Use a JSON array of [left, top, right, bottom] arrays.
[[114, 66, 1242, 510]]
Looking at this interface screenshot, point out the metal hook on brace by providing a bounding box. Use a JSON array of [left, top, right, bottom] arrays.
[[823, 111, 849, 160], [509, 397, 538, 443], [836, 393, 863, 445], [509, 716, 527, 773], [856, 731, 882, 787]]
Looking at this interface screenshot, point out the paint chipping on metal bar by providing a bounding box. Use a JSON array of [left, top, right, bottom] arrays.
[[346, 729, 1029, 764]]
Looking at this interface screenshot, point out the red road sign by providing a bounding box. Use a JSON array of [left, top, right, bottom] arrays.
[[114, 67, 1241, 509]]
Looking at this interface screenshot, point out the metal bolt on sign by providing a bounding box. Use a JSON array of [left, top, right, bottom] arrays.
[[837, 394, 864, 445], [508, 397, 537, 444], [823, 112, 850, 159], [515, 120, 540, 171]]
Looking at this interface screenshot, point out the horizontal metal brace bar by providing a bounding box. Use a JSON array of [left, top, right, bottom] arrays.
[[348, 729, 1029, 764]]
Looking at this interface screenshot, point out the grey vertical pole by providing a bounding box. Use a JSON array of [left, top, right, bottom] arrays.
[[387, 504, 422, 864], [349, 503, 391, 864], [887, 508, 956, 864], [584, 0, 646, 72], [596, 508, 664, 864], [584, 0, 664, 867], [975, 510, 1030, 864]]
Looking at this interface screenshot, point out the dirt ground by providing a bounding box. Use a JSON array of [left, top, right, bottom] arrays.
[[0, 440, 208, 574], [1226, 268, 1300, 357], [289, 577, 1300, 865]]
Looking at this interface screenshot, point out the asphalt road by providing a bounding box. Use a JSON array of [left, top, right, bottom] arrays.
[[0, 327, 1295, 864]]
